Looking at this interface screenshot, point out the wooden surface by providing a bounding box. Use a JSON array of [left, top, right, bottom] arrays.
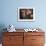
[[24, 32, 45, 46], [3, 32, 24, 46], [2, 30, 45, 46]]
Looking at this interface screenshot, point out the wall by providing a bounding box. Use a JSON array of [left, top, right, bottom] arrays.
[[0, 0, 46, 29]]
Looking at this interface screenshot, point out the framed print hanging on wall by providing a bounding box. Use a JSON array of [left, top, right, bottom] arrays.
[[18, 7, 35, 21]]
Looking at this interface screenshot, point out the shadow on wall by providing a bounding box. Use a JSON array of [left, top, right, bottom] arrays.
[[0, 24, 7, 43]]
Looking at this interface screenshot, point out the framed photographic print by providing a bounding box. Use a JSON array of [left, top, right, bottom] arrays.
[[18, 7, 35, 21]]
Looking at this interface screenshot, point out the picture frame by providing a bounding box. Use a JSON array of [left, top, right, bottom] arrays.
[[18, 7, 35, 21]]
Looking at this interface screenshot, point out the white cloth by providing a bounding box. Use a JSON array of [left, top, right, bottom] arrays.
[[7, 24, 16, 32]]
